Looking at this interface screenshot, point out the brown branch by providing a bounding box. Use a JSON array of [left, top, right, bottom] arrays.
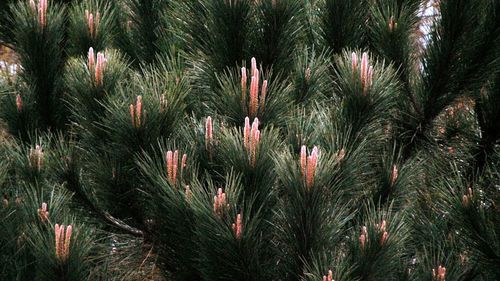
[[101, 210, 144, 237]]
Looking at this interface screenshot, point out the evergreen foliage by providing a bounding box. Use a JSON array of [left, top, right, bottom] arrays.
[[0, 0, 499, 280]]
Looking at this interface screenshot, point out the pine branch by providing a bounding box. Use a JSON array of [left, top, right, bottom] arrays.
[[67, 0, 118, 56], [320, 0, 369, 53], [3, 0, 67, 131], [116, 0, 171, 65], [402, 0, 491, 158], [252, 0, 305, 70], [274, 147, 352, 280]]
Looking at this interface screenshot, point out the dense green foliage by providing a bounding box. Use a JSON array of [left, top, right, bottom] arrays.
[[0, 0, 499, 280]]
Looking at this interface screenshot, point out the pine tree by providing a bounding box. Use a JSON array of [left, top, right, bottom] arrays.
[[0, 0, 499, 280]]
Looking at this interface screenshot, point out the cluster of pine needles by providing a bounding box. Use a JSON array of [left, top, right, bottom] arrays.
[[0, 0, 499, 280]]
